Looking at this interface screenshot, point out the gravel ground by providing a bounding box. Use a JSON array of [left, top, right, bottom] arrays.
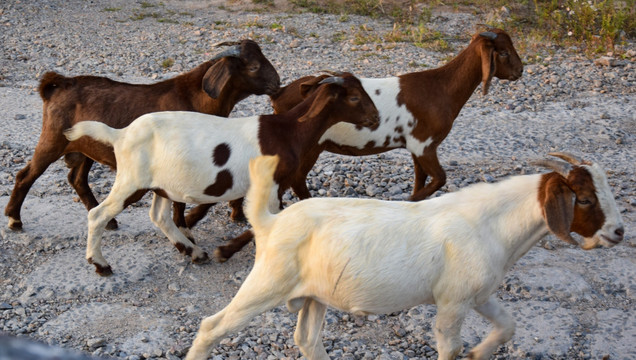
[[1, 1, 635, 359]]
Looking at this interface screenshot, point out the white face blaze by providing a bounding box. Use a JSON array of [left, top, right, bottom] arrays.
[[318, 77, 433, 156], [581, 163, 625, 249]]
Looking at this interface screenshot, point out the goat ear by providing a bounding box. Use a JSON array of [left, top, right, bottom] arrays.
[[541, 175, 579, 246], [480, 42, 496, 96], [299, 75, 327, 98], [202, 60, 232, 99], [297, 86, 335, 123]]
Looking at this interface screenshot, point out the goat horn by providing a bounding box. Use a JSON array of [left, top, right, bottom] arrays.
[[548, 152, 591, 166], [318, 76, 344, 86], [479, 31, 498, 40], [211, 41, 242, 48], [210, 45, 241, 61], [532, 159, 572, 178]]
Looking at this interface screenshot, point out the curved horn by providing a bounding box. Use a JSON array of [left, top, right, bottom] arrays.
[[548, 152, 590, 166], [210, 45, 241, 61], [318, 76, 344, 86], [479, 31, 498, 40], [532, 159, 572, 178], [211, 40, 242, 48]]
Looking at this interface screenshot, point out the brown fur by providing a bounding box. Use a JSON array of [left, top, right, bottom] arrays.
[[212, 143, 231, 167], [203, 170, 234, 197], [538, 167, 607, 245]]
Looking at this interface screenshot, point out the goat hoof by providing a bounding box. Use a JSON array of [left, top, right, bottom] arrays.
[[192, 251, 210, 264], [7, 218, 23, 231], [105, 218, 118, 230], [88, 259, 113, 276], [213, 248, 229, 263], [96, 265, 113, 276]]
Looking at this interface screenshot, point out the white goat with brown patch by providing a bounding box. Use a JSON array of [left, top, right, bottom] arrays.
[[64, 74, 379, 276], [186, 152, 624, 360]]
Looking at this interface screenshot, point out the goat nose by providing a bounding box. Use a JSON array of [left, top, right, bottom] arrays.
[[615, 226, 625, 240]]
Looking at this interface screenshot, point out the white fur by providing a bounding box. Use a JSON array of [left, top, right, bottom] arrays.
[[186, 155, 624, 360], [319, 78, 433, 156], [64, 111, 278, 271]]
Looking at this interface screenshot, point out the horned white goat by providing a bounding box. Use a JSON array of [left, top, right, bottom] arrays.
[[64, 74, 379, 276], [185, 152, 624, 360]]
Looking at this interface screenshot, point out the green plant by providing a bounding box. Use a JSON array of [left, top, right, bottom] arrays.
[[140, 1, 156, 8], [242, 18, 265, 28], [161, 58, 175, 68], [530, 0, 634, 53], [130, 12, 161, 20], [331, 31, 346, 42], [270, 22, 284, 30], [157, 18, 178, 24], [103, 7, 121, 12]]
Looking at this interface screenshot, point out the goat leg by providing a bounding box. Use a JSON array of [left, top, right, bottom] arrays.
[[65, 154, 118, 230], [172, 202, 196, 243], [410, 151, 447, 201], [5, 141, 66, 230], [214, 230, 254, 262]]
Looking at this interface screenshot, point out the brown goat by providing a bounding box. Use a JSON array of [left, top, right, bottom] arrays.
[[202, 28, 524, 262], [4, 39, 280, 232]]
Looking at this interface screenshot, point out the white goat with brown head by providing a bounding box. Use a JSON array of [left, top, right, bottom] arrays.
[[186, 152, 624, 360]]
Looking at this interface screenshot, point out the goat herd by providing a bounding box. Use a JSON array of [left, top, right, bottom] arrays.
[[3, 28, 626, 360]]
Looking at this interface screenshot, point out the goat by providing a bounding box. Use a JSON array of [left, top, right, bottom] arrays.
[[4, 39, 280, 233], [280, 28, 523, 201], [185, 152, 624, 360], [63, 74, 379, 276], [180, 28, 525, 261]]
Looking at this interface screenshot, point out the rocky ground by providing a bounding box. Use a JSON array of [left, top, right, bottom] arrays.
[[0, 0, 635, 359]]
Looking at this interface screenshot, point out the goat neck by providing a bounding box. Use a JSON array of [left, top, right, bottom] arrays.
[[258, 87, 331, 158], [399, 39, 486, 123]]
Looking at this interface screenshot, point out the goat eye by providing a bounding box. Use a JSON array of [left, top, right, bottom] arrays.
[[576, 198, 592, 205], [499, 51, 509, 57], [349, 96, 359, 103]]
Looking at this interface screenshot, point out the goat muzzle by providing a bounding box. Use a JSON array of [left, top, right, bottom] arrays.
[[364, 114, 380, 130]]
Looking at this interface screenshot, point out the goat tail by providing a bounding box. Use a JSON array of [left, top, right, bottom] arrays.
[[64, 121, 121, 147], [245, 155, 280, 239]]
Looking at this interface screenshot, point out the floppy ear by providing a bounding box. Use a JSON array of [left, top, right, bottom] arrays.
[[479, 41, 496, 95], [299, 75, 329, 98], [297, 85, 336, 123], [541, 175, 579, 246], [202, 60, 233, 99]]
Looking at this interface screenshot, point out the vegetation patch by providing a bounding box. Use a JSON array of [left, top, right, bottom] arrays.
[[290, 0, 635, 56]]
